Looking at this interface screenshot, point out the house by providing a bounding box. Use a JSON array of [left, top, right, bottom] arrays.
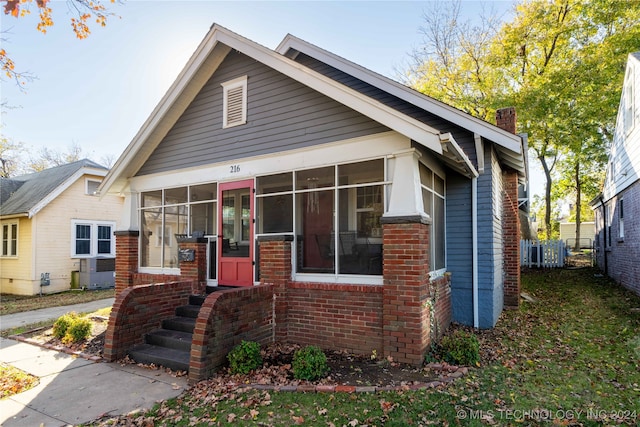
[[592, 52, 640, 297], [100, 25, 527, 380], [559, 221, 595, 249], [0, 159, 123, 295]]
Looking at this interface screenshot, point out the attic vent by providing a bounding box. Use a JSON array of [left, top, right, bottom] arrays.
[[221, 76, 247, 128]]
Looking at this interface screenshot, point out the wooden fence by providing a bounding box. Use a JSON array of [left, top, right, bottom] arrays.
[[520, 239, 566, 268]]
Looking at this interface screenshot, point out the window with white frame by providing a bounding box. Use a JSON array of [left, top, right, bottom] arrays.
[[140, 185, 217, 269], [1, 223, 18, 257], [86, 179, 101, 196], [420, 162, 446, 272], [221, 76, 247, 128], [71, 220, 115, 257], [624, 66, 634, 134], [619, 197, 624, 240]]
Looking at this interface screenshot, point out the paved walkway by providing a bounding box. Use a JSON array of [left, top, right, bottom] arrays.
[[0, 298, 115, 331], [0, 299, 188, 426]]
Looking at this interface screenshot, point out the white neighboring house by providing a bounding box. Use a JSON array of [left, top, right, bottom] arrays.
[[592, 52, 640, 296], [0, 159, 124, 295]]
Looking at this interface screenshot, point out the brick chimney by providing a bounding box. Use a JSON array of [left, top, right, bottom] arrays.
[[496, 107, 521, 309], [496, 107, 517, 134]]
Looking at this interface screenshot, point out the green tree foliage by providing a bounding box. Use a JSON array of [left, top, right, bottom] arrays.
[[406, 0, 640, 240]]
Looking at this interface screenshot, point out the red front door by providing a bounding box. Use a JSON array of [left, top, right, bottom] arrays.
[[218, 180, 254, 286]]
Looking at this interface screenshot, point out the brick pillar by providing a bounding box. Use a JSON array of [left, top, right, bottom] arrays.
[[114, 230, 139, 295], [503, 170, 521, 308], [177, 238, 207, 294], [381, 217, 431, 366], [257, 235, 292, 342]]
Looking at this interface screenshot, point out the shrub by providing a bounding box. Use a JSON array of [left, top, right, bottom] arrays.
[[439, 329, 480, 366], [52, 312, 77, 339], [62, 317, 92, 344], [292, 345, 328, 381], [227, 341, 263, 374]]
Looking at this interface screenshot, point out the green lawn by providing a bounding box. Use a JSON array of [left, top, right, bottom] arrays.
[[88, 268, 640, 426]]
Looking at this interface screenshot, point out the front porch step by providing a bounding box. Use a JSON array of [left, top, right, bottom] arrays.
[[145, 329, 193, 352], [128, 343, 190, 372], [175, 304, 201, 318], [162, 316, 196, 333], [127, 294, 205, 372]]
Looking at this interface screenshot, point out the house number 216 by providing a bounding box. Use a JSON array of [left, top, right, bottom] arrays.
[[230, 165, 240, 173]]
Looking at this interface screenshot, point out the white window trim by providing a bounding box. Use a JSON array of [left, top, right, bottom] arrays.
[[71, 220, 116, 257], [1, 222, 18, 257], [221, 75, 248, 128]]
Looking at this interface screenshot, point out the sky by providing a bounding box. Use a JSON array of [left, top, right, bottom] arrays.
[[1, 0, 541, 194]]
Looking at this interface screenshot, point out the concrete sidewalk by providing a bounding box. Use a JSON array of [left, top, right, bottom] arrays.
[[0, 299, 188, 425], [0, 337, 188, 426], [0, 298, 116, 331]]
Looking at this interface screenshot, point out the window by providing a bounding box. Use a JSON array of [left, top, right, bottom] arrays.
[[86, 179, 101, 196], [1, 223, 18, 257], [624, 66, 634, 134], [619, 198, 624, 240], [140, 185, 217, 269], [71, 221, 115, 257], [221, 76, 247, 128], [420, 163, 446, 272]]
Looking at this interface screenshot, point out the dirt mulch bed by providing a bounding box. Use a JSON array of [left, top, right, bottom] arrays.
[[13, 319, 467, 389]]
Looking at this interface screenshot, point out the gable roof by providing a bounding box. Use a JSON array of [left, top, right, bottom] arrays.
[[277, 34, 526, 174], [101, 24, 526, 196], [0, 159, 107, 219]]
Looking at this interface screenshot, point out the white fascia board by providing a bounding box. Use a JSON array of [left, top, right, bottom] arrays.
[[215, 29, 442, 153], [277, 34, 523, 154], [101, 30, 232, 197], [439, 133, 478, 178]]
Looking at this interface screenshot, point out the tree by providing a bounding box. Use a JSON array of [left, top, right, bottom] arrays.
[[0, 134, 24, 177], [406, 0, 640, 240], [1, 0, 118, 87]]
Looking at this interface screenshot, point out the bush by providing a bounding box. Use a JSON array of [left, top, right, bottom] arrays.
[[439, 329, 480, 366], [53, 312, 93, 344], [292, 345, 328, 381], [227, 341, 263, 374], [52, 312, 78, 339], [62, 317, 92, 344]]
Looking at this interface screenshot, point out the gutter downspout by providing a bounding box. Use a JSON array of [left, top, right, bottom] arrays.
[[472, 176, 479, 328], [600, 196, 608, 276]]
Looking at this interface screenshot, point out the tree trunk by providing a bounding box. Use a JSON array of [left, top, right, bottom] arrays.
[[574, 161, 582, 252]]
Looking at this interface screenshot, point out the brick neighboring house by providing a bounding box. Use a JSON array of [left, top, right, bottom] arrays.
[[592, 52, 640, 297], [100, 25, 528, 381]]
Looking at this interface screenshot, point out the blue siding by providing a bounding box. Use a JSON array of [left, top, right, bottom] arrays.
[[137, 50, 389, 176], [446, 173, 473, 325]]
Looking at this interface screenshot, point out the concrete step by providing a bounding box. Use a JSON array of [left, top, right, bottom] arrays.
[[128, 343, 190, 372], [145, 329, 193, 352], [162, 316, 196, 333], [189, 294, 206, 306], [175, 304, 201, 319]]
